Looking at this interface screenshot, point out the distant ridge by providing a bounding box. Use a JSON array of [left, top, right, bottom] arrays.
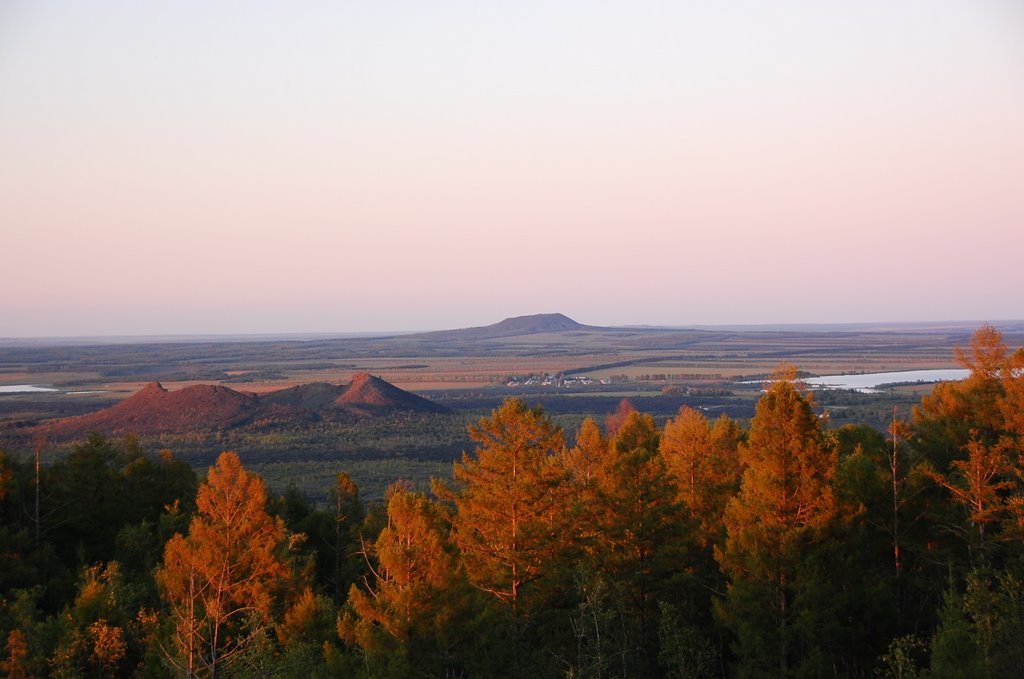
[[408, 313, 594, 341], [36, 375, 448, 440]]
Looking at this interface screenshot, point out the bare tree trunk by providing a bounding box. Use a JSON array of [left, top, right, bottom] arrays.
[[890, 406, 907, 631], [187, 567, 196, 679], [34, 442, 41, 547], [779, 570, 788, 676], [335, 491, 343, 599]]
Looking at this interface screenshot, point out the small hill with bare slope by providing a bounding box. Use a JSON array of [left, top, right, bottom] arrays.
[[40, 382, 262, 438], [260, 382, 347, 410], [33, 376, 449, 440], [334, 373, 449, 416]]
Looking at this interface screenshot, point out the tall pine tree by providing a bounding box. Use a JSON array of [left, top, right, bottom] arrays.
[[434, 398, 572, 675], [716, 368, 838, 677], [156, 452, 292, 678]]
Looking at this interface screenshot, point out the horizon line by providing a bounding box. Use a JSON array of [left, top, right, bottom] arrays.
[[3, 317, 1023, 347]]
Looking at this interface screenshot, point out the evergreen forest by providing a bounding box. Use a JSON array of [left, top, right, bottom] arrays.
[[2, 326, 1024, 678]]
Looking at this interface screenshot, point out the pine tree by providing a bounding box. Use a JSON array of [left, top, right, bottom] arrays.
[[928, 437, 1015, 560], [434, 398, 571, 673], [333, 471, 363, 601], [716, 367, 838, 677], [914, 325, 1011, 471], [589, 410, 685, 675], [660, 407, 741, 548], [339, 486, 466, 677], [999, 345, 1024, 439], [562, 416, 607, 486], [914, 327, 1024, 554], [156, 452, 291, 678]]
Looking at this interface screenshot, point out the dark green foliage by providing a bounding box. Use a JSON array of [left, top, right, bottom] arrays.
[[930, 566, 1024, 678], [46, 433, 128, 565], [875, 634, 928, 679], [657, 601, 722, 678], [0, 437, 197, 676], [41, 434, 197, 571]]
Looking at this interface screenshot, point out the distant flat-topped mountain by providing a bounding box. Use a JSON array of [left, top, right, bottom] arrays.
[[486, 313, 587, 335], [408, 313, 595, 341], [37, 374, 448, 440]]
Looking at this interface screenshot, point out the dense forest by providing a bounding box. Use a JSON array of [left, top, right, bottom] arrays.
[[1, 326, 1023, 678]]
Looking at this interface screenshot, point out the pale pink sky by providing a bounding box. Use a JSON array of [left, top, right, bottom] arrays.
[[2, 1, 1022, 337]]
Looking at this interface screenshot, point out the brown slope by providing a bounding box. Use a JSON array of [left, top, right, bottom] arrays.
[[260, 382, 346, 410], [334, 373, 449, 416], [40, 382, 262, 439]]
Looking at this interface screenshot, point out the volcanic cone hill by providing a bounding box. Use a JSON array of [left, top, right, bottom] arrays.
[[334, 373, 449, 416], [40, 382, 262, 439], [36, 375, 448, 440]]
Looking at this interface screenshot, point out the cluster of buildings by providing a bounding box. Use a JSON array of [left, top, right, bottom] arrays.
[[504, 374, 606, 388]]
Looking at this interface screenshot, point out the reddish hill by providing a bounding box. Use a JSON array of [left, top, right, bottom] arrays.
[[34, 376, 449, 440], [334, 373, 449, 416], [40, 382, 262, 439]]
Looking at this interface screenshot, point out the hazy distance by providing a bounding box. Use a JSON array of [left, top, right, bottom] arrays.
[[2, 2, 1022, 337]]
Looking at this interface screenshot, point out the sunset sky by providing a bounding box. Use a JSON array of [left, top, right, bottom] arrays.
[[2, 1, 1022, 337]]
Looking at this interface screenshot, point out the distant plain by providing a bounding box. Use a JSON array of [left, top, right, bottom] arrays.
[[2, 315, 1021, 499]]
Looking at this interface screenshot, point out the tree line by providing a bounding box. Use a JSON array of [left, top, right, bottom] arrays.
[[1, 325, 1023, 677]]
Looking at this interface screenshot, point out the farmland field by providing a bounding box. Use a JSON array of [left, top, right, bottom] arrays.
[[3, 319, 1022, 500]]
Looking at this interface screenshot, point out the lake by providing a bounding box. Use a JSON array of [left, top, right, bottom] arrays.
[[803, 369, 970, 392], [0, 384, 61, 393]]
